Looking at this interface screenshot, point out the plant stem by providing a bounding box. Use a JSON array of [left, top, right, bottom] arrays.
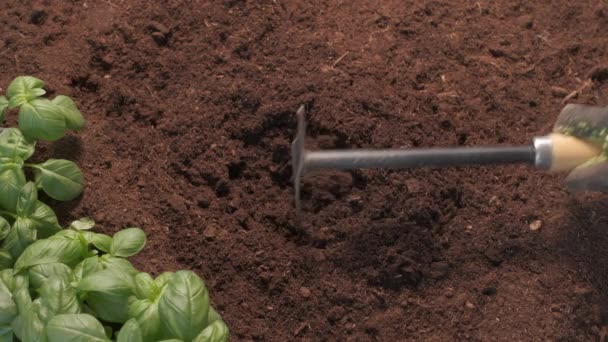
[[24, 163, 40, 169], [0, 210, 16, 219]]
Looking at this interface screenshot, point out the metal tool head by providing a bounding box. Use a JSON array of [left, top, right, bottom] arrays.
[[291, 105, 307, 216]]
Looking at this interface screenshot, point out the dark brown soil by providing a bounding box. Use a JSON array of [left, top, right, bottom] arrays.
[[2, 0, 608, 341]]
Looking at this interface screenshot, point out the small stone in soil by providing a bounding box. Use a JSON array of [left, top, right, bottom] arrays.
[[488, 195, 501, 206], [405, 178, 422, 193], [327, 306, 346, 323], [95, 213, 107, 223], [347, 195, 363, 210], [299, 287, 312, 298], [465, 301, 475, 309], [293, 322, 310, 336], [311, 249, 326, 262], [150, 31, 167, 43], [203, 225, 218, 239], [344, 322, 356, 332], [573, 286, 592, 299], [148, 21, 170, 35], [551, 86, 569, 98], [529, 219, 542, 231], [519, 15, 534, 29]]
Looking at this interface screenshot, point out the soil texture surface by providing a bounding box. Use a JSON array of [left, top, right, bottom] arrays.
[[2, 0, 608, 341]]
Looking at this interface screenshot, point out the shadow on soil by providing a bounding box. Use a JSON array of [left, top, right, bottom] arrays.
[[325, 218, 442, 291], [554, 197, 608, 324]]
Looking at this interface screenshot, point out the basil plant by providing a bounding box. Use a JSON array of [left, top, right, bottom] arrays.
[[0, 76, 85, 268], [0, 76, 228, 341], [1, 76, 84, 141], [0, 219, 228, 342]]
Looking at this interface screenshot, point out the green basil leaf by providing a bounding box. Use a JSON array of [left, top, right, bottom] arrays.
[[38, 277, 80, 324], [0, 217, 10, 241], [52, 95, 84, 132], [19, 99, 66, 141], [29, 263, 73, 291], [7, 76, 45, 108], [159, 271, 210, 341], [154, 271, 173, 288], [69, 218, 95, 231], [0, 157, 23, 171], [18, 308, 46, 342], [0, 95, 7, 123], [80, 232, 111, 253], [86, 292, 131, 324], [33, 159, 83, 201], [110, 228, 146, 258], [0, 269, 28, 293], [91, 234, 111, 253], [0, 128, 35, 160], [1, 218, 36, 259], [157, 340, 184, 342], [10, 315, 25, 341], [192, 320, 229, 342], [46, 314, 109, 342], [12, 286, 31, 313], [99, 255, 138, 276], [26, 201, 61, 238], [16, 182, 37, 217], [0, 158, 26, 212], [0, 280, 17, 324], [14, 236, 86, 271], [73, 256, 101, 284], [134, 272, 156, 300], [116, 318, 143, 342], [0, 273, 11, 293], [78, 269, 134, 323], [10, 287, 37, 342], [207, 306, 222, 325], [128, 299, 161, 342], [0, 249, 11, 270], [49, 229, 79, 241], [0, 325, 12, 342]]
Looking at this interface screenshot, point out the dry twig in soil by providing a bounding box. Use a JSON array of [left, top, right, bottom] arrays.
[[562, 78, 594, 104]]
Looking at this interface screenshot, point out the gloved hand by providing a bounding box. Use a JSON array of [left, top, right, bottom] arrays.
[[553, 104, 608, 191]]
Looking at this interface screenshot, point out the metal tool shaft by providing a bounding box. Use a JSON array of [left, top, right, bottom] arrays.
[[303, 146, 536, 172], [291, 105, 546, 217]]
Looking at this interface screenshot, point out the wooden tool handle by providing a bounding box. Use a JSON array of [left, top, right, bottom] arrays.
[[548, 133, 602, 172]]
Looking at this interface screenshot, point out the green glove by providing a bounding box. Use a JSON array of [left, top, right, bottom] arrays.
[[553, 104, 608, 191]]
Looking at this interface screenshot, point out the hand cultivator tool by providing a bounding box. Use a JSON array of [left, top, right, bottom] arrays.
[[292, 104, 608, 213]]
